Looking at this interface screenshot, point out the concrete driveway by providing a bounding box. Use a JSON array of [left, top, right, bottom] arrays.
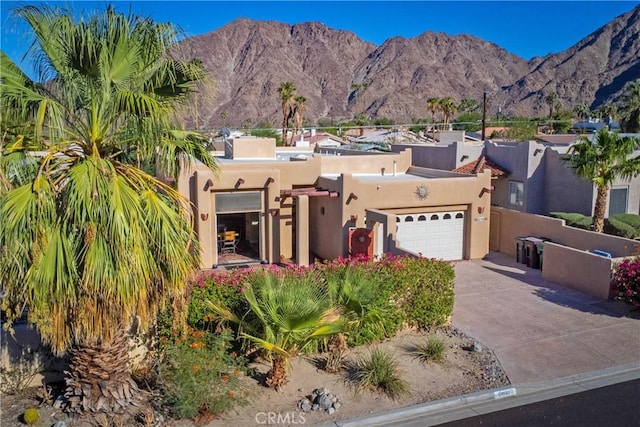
[[452, 252, 640, 384]]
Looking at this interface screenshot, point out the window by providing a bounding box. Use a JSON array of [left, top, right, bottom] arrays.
[[508, 182, 524, 207], [609, 188, 628, 216]]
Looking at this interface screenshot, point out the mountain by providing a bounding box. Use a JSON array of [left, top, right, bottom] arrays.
[[175, 5, 640, 128]]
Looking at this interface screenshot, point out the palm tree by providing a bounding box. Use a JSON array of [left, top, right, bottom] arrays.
[[564, 129, 640, 232], [0, 5, 216, 417], [619, 79, 640, 133], [290, 95, 307, 145], [573, 102, 590, 120], [440, 97, 457, 130], [545, 92, 559, 119], [426, 97, 441, 139], [207, 270, 344, 390], [278, 82, 296, 146]]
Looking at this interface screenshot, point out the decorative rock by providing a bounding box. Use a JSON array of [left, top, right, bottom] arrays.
[[473, 342, 482, 353], [318, 394, 333, 409], [328, 407, 336, 415], [53, 422, 67, 427], [333, 402, 341, 410], [311, 404, 319, 411]]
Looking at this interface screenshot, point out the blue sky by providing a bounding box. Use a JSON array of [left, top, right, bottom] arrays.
[[1, 1, 638, 73]]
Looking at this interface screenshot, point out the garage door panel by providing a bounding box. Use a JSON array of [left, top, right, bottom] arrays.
[[396, 211, 464, 260]]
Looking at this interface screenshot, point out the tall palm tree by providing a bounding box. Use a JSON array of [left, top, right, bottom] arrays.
[[440, 97, 457, 130], [619, 79, 640, 133], [207, 270, 344, 390], [290, 95, 307, 145], [426, 97, 441, 139], [0, 5, 216, 417], [564, 129, 640, 232], [545, 92, 559, 119], [278, 82, 296, 146]]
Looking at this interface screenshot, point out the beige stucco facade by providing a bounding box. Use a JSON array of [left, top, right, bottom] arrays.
[[178, 137, 493, 269]]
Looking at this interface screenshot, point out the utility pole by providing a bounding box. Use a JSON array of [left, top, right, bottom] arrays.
[[481, 91, 487, 141]]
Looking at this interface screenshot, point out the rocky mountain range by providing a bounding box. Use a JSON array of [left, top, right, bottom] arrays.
[[175, 4, 640, 128]]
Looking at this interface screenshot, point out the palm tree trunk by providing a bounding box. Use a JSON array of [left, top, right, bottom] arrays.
[[593, 185, 609, 233], [63, 329, 140, 415], [265, 355, 289, 390]]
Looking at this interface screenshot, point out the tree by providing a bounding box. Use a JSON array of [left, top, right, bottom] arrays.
[[206, 270, 344, 390], [573, 102, 590, 120], [563, 129, 640, 232], [458, 98, 479, 113], [545, 92, 559, 119], [440, 97, 457, 130], [0, 5, 216, 417], [290, 95, 307, 145], [427, 97, 441, 124], [619, 79, 640, 133], [278, 82, 296, 146]]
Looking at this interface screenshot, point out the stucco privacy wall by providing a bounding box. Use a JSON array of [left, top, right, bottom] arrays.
[[490, 207, 640, 299]]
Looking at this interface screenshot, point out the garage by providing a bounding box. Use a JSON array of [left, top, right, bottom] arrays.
[[395, 210, 465, 260]]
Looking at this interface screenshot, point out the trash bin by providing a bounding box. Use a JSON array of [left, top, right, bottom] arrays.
[[515, 237, 527, 264], [524, 237, 543, 269], [536, 241, 545, 270]]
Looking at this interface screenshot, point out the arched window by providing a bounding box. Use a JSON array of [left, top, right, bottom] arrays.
[[406, 216, 414, 222], [430, 214, 439, 220], [443, 214, 452, 220], [418, 215, 426, 221], [455, 213, 464, 219]]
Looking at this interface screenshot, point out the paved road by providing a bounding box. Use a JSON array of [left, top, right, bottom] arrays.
[[435, 379, 640, 427]]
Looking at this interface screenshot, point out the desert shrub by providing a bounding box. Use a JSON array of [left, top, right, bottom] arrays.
[[318, 255, 403, 346], [611, 214, 640, 235], [612, 257, 640, 308], [350, 348, 409, 399], [157, 329, 246, 419], [411, 335, 447, 363], [606, 217, 639, 239], [550, 212, 592, 230], [393, 257, 455, 329]]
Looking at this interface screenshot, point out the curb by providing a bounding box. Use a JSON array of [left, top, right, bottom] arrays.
[[320, 362, 640, 427]]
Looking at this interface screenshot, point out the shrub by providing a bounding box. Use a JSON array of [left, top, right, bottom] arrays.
[[393, 257, 455, 329], [411, 335, 447, 363], [350, 348, 409, 399], [612, 257, 640, 308], [22, 407, 39, 426], [606, 217, 639, 239], [611, 214, 640, 235], [157, 329, 246, 419], [550, 212, 592, 230]]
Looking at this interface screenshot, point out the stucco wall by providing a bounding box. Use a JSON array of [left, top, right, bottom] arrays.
[[541, 243, 614, 299], [391, 141, 483, 170], [543, 149, 594, 216], [491, 207, 639, 257]]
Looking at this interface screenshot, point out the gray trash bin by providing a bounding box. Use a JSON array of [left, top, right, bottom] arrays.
[[515, 237, 527, 264]]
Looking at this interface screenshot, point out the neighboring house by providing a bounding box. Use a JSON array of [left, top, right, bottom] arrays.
[[391, 137, 640, 218], [178, 136, 493, 269], [291, 128, 345, 148]]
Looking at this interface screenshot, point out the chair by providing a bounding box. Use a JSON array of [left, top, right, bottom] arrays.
[[219, 231, 239, 254]]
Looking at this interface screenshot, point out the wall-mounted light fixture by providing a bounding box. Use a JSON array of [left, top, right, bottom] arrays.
[[350, 214, 358, 222], [200, 213, 209, 221], [269, 209, 278, 217], [460, 155, 469, 162], [477, 206, 485, 214], [346, 192, 358, 205]]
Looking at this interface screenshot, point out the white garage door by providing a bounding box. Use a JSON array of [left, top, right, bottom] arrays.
[[396, 211, 465, 260]]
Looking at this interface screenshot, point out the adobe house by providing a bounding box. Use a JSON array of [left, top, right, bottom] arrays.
[[392, 139, 640, 217], [178, 136, 493, 269]]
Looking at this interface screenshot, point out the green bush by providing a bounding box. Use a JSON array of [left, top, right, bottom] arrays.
[[393, 257, 455, 329], [606, 217, 639, 239], [550, 212, 592, 230], [318, 255, 404, 346], [158, 329, 246, 419], [611, 214, 640, 235]]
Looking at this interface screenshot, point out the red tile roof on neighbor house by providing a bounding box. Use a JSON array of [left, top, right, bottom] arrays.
[[453, 155, 509, 177]]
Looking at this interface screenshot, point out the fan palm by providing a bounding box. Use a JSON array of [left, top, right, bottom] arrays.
[[278, 82, 296, 146], [619, 79, 640, 133], [564, 129, 640, 232], [290, 95, 307, 145], [440, 97, 457, 130], [0, 5, 216, 416], [206, 270, 344, 390]]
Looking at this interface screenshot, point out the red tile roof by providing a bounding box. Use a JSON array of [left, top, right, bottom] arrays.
[[453, 155, 509, 177]]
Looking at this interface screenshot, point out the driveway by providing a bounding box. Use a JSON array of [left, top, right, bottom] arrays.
[[452, 252, 640, 384]]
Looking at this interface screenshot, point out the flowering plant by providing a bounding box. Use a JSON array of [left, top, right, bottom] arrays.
[[612, 257, 640, 308]]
